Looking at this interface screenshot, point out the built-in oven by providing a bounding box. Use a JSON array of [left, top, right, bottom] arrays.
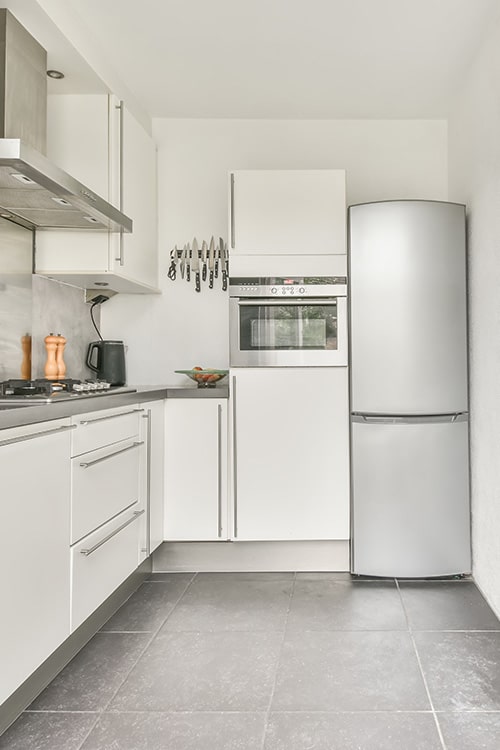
[[229, 276, 348, 366]]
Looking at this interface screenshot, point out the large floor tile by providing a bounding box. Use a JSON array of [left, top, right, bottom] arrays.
[[272, 631, 430, 711], [287, 579, 407, 631], [109, 630, 283, 711], [101, 580, 192, 632], [399, 581, 500, 631], [264, 712, 442, 750], [28, 632, 150, 711], [81, 711, 266, 750], [437, 712, 500, 750], [414, 631, 500, 710], [163, 575, 293, 631], [0, 712, 97, 750]]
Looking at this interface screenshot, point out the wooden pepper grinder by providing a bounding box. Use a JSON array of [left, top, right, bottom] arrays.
[[20, 333, 31, 380], [55, 334, 67, 379], [44, 333, 59, 380]]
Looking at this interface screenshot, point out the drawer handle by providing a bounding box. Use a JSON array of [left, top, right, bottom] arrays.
[[79, 408, 144, 426], [79, 440, 144, 468], [0, 423, 76, 448], [80, 509, 145, 556]]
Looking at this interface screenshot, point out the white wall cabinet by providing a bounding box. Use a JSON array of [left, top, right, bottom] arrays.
[[165, 398, 228, 541], [138, 400, 165, 562], [35, 94, 158, 293], [0, 419, 72, 704], [230, 368, 350, 541], [229, 169, 346, 256]]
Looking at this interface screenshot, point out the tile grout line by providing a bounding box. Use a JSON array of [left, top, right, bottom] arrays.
[[73, 572, 198, 750], [259, 571, 297, 750], [395, 579, 448, 750]]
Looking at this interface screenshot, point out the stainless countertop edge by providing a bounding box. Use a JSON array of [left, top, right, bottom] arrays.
[[0, 384, 230, 431]]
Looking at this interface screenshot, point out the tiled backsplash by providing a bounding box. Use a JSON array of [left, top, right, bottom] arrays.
[[32, 275, 100, 380]]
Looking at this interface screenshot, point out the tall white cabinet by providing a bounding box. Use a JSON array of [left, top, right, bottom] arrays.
[[35, 94, 158, 293]]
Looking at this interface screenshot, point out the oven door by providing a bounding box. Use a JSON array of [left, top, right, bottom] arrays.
[[230, 297, 348, 366]]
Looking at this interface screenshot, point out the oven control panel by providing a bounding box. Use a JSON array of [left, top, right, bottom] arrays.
[[229, 276, 347, 298]]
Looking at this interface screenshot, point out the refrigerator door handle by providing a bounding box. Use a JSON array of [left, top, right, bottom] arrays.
[[351, 413, 468, 424]]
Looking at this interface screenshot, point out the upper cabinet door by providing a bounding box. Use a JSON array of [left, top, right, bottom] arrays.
[[229, 170, 346, 255]]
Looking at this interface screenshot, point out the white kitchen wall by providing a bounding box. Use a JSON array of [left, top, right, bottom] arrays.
[[448, 16, 500, 617], [101, 118, 447, 386]]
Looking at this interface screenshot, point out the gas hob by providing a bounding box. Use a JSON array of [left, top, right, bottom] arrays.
[[0, 379, 136, 405]]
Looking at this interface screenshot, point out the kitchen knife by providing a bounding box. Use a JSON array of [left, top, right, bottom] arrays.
[[167, 245, 178, 281], [214, 239, 220, 278], [186, 243, 191, 282], [192, 237, 201, 292], [179, 244, 187, 279], [201, 240, 208, 282], [208, 236, 215, 289], [220, 238, 228, 291]]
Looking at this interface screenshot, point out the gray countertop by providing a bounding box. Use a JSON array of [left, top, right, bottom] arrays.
[[0, 384, 230, 431]]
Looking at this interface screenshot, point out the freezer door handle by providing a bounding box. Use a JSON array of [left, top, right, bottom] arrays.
[[351, 412, 468, 424]]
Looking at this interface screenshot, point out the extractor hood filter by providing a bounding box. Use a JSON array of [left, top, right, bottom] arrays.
[[0, 10, 132, 233]]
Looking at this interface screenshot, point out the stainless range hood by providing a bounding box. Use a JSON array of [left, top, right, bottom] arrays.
[[0, 10, 132, 233]]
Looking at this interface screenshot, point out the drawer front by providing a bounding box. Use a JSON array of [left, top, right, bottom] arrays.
[[71, 438, 142, 543], [71, 507, 143, 631], [71, 407, 143, 457]]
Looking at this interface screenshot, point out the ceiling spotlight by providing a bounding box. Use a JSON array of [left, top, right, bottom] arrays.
[[47, 69, 64, 80]]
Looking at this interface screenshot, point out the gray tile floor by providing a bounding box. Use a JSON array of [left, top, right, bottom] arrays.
[[2, 573, 500, 749]]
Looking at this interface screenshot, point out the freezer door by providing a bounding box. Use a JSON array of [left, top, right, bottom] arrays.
[[351, 416, 471, 577], [349, 201, 468, 414]]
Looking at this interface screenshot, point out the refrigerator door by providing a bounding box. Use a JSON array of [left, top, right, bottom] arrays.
[[349, 201, 468, 414], [351, 415, 471, 577]]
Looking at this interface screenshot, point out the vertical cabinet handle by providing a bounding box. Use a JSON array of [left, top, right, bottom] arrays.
[[232, 375, 238, 537], [230, 173, 235, 249], [142, 409, 152, 557], [115, 100, 125, 266], [217, 403, 222, 537]]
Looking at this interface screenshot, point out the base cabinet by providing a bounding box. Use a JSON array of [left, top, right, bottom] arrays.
[[165, 398, 228, 540], [0, 420, 72, 704], [231, 368, 350, 541]]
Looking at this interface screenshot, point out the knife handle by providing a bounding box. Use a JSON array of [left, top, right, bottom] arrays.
[[202, 264, 207, 282], [195, 271, 201, 293], [214, 259, 219, 278], [186, 264, 191, 282], [222, 269, 228, 292], [209, 270, 214, 289]]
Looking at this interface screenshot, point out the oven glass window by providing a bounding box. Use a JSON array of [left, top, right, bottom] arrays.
[[239, 302, 338, 351]]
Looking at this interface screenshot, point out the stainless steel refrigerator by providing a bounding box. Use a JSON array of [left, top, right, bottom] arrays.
[[349, 200, 471, 577]]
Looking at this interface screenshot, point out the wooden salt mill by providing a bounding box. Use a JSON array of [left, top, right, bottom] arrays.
[[55, 334, 67, 379], [44, 333, 59, 380]]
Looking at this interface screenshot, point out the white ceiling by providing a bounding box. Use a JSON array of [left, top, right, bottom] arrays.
[[11, 0, 500, 119]]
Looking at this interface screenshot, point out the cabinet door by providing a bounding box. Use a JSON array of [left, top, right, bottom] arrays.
[[139, 400, 165, 556], [165, 399, 228, 541], [230, 170, 346, 255], [231, 368, 349, 541], [110, 104, 158, 289], [0, 420, 72, 704]]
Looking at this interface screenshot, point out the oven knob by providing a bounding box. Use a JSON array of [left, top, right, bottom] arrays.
[[290, 289, 294, 294], [299, 287, 305, 294], [271, 287, 277, 294]]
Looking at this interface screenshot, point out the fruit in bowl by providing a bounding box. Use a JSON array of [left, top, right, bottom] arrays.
[[175, 367, 228, 388]]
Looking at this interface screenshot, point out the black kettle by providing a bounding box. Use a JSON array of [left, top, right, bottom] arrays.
[[86, 340, 126, 385]]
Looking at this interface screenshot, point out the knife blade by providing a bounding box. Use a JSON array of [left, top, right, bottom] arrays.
[[208, 237, 215, 289], [186, 243, 191, 282], [191, 237, 201, 292], [179, 244, 187, 279], [201, 240, 208, 282], [221, 240, 228, 291]]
